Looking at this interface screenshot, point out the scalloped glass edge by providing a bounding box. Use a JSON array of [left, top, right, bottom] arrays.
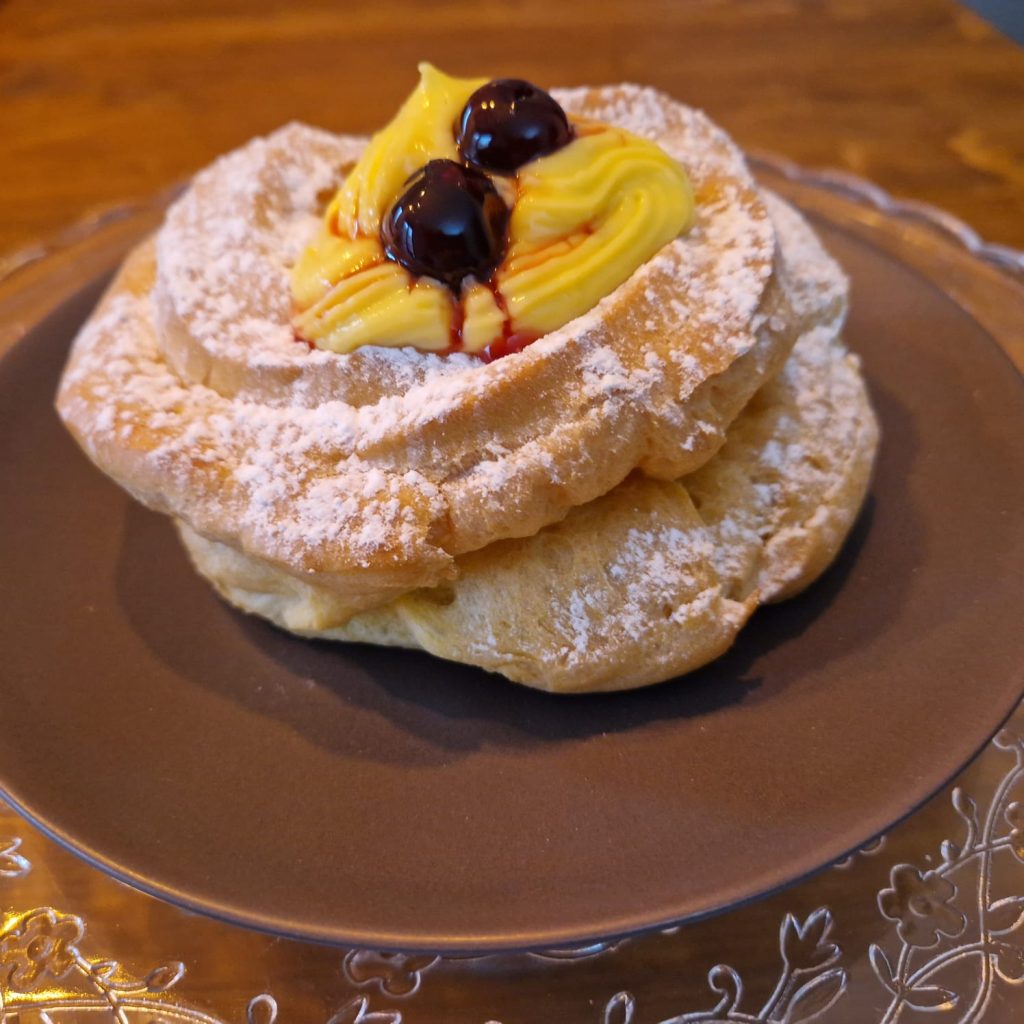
[[749, 151, 1024, 278], [749, 152, 1024, 374]]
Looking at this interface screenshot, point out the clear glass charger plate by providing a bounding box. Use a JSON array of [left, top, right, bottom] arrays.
[[0, 155, 1023, 1022]]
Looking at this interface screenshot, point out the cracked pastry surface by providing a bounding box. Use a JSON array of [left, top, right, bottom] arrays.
[[175, 194, 878, 691], [57, 86, 819, 619], [56, 81, 877, 692]]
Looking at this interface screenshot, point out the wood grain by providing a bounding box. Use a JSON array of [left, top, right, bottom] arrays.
[[1, 0, 1023, 255], [0, 5, 1022, 1020]]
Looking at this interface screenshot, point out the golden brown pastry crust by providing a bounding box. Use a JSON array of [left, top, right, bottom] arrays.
[[175, 315, 877, 692], [57, 90, 876, 692], [57, 88, 814, 616], [173, 195, 878, 692]]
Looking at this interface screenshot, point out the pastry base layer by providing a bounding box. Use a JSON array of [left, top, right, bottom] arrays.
[[177, 317, 878, 693]]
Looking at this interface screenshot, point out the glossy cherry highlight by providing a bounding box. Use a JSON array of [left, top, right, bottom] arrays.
[[457, 79, 573, 174], [381, 159, 510, 291]]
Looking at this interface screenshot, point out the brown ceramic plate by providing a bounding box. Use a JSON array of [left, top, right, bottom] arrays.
[[1, 166, 1023, 953]]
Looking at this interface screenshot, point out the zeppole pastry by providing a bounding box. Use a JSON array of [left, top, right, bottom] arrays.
[[57, 65, 878, 692]]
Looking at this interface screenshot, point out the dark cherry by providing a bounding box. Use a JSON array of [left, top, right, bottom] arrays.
[[381, 159, 510, 291], [457, 79, 573, 174]]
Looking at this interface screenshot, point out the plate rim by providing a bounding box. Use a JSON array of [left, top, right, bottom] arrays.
[[3, 693, 1024, 955], [1, 156, 1023, 953]]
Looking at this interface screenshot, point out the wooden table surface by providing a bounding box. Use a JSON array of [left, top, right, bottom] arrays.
[[1, 5, 1023, 1022], [1, 0, 1023, 257]]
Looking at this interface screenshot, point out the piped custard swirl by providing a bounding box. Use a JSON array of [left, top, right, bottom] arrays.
[[291, 65, 694, 358]]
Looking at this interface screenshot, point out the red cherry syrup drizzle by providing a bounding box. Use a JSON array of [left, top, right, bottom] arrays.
[[296, 79, 572, 362]]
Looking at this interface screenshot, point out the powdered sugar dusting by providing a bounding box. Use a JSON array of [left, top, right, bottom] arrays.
[[59, 86, 846, 597], [687, 318, 877, 601], [446, 313, 875, 689], [154, 90, 773, 410]]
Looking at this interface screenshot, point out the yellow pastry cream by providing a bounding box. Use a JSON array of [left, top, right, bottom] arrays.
[[291, 64, 695, 359]]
